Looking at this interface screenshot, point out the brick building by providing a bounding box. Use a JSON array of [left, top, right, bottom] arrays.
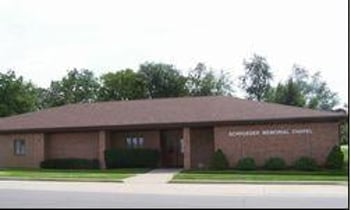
[[0, 96, 347, 169]]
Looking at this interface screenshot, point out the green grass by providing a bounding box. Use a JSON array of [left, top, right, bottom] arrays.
[[341, 144, 348, 163], [173, 169, 348, 182], [174, 145, 349, 183], [0, 168, 149, 182]]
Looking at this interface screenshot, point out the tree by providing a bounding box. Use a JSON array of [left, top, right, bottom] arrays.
[[266, 79, 306, 107], [288, 65, 339, 110], [306, 72, 339, 110], [325, 145, 344, 169], [289, 65, 310, 94], [99, 69, 147, 101], [240, 54, 273, 101], [209, 149, 229, 170], [187, 63, 232, 96], [44, 68, 100, 107], [265, 65, 339, 111], [35, 87, 53, 109], [0, 71, 38, 117], [138, 62, 188, 98]]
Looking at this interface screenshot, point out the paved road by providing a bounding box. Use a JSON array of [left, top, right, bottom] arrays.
[[0, 189, 347, 208], [0, 181, 348, 208]]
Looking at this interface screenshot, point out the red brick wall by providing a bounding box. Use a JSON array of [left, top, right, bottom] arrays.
[[45, 132, 99, 159], [214, 122, 339, 167], [190, 127, 214, 169], [0, 133, 45, 168], [183, 128, 191, 169], [110, 130, 160, 150]]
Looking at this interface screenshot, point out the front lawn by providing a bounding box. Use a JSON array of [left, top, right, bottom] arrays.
[[172, 170, 348, 183], [0, 168, 149, 182]]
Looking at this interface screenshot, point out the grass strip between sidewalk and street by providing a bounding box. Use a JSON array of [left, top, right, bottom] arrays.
[[171, 169, 348, 184], [0, 168, 149, 182]]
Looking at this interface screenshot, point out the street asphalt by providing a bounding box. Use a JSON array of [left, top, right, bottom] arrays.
[[0, 189, 348, 208], [0, 180, 348, 208]]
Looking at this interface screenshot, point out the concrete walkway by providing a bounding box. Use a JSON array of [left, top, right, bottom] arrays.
[[123, 168, 181, 184]]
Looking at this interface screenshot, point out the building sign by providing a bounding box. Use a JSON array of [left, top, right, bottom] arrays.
[[228, 128, 312, 137]]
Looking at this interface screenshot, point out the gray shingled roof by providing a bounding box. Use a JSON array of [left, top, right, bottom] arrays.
[[0, 96, 346, 132]]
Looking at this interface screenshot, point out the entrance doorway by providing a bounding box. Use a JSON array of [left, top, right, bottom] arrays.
[[160, 129, 183, 168]]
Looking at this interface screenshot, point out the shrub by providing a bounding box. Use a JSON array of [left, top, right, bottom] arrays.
[[325, 145, 344, 169], [236, 157, 256, 170], [264, 157, 286, 170], [209, 149, 229, 170], [294, 157, 318, 171], [104, 149, 160, 168], [40, 158, 99, 169]]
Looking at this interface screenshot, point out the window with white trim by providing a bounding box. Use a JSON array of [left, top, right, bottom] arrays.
[[126, 135, 144, 149], [14, 139, 26, 156]]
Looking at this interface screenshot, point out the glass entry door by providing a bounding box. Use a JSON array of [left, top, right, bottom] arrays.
[[160, 129, 183, 168]]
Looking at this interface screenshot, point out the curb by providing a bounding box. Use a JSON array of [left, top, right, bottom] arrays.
[[169, 180, 348, 185], [0, 177, 123, 183]]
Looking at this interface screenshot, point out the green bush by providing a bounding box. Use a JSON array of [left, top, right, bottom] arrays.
[[104, 149, 160, 168], [40, 158, 99, 169], [294, 157, 318, 171], [264, 157, 286, 170], [209, 149, 229, 170], [325, 145, 344, 169], [236, 157, 256, 170]]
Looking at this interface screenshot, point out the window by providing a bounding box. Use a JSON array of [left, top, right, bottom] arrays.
[[126, 137, 133, 148], [125, 135, 144, 149], [14, 139, 25, 156], [132, 137, 138, 147], [138, 137, 144, 148]]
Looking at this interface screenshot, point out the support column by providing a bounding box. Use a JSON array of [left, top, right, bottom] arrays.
[[98, 130, 107, 169], [36, 133, 46, 168], [183, 127, 191, 169]]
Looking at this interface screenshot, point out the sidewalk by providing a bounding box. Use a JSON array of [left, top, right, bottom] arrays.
[[123, 168, 181, 184]]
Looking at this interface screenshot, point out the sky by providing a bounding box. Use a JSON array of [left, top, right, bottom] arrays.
[[0, 0, 348, 106]]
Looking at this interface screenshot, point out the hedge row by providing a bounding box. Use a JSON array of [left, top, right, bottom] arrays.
[[40, 158, 100, 169], [39, 146, 343, 171], [105, 149, 160, 168], [210, 155, 318, 171], [210, 145, 344, 171]]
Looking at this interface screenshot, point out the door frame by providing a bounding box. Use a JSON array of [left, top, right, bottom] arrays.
[[160, 129, 184, 168]]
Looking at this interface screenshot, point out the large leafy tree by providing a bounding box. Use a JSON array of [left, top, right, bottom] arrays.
[[306, 72, 339, 110], [0, 71, 39, 117], [187, 63, 232, 96], [240, 54, 273, 101], [138, 62, 188, 98], [265, 65, 339, 111], [288, 65, 339, 110], [99, 69, 147, 101], [265, 79, 306, 107], [43, 68, 100, 107]]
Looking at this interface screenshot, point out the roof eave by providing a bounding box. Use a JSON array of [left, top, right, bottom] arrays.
[[0, 114, 346, 134]]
